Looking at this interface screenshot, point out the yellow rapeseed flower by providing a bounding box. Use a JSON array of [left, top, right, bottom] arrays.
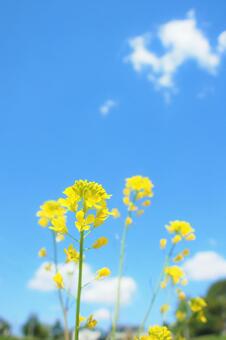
[[164, 266, 185, 285], [53, 272, 64, 289], [125, 176, 154, 197], [197, 311, 207, 323], [148, 325, 172, 340], [38, 247, 47, 257], [75, 210, 95, 232], [86, 315, 98, 329], [125, 217, 133, 226], [137, 209, 144, 216], [92, 236, 108, 249], [64, 244, 80, 263], [60, 180, 111, 212], [142, 200, 151, 207], [79, 315, 86, 325], [111, 208, 120, 218], [176, 289, 186, 300], [37, 200, 66, 227], [160, 238, 167, 249], [56, 233, 65, 242], [96, 267, 111, 280], [176, 311, 186, 322], [172, 235, 182, 244], [182, 249, 190, 256], [160, 304, 170, 314], [173, 253, 184, 263], [166, 220, 195, 239], [189, 297, 207, 313], [49, 216, 68, 234], [94, 208, 110, 227]]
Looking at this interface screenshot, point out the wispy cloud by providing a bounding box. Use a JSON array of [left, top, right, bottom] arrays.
[[184, 251, 226, 281], [125, 10, 226, 93], [28, 262, 136, 306], [99, 99, 117, 116]]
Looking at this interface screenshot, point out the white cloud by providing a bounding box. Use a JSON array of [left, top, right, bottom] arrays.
[[93, 308, 111, 321], [99, 99, 117, 116], [28, 263, 136, 306], [184, 251, 226, 281], [126, 10, 226, 91], [83, 277, 136, 305]]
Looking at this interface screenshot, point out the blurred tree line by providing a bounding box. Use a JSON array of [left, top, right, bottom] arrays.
[[173, 279, 226, 337], [0, 315, 64, 339]]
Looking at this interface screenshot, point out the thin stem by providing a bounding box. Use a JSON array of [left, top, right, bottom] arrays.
[[138, 244, 175, 335], [111, 224, 129, 339], [75, 231, 84, 340], [52, 232, 69, 340]]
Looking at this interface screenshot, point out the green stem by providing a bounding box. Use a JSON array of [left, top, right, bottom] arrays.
[[138, 244, 175, 335], [75, 231, 84, 340], [112, 224, 129, 339], [52, 232, 69, 340]]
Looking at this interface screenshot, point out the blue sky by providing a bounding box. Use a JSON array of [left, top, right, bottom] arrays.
[[1, 0, 226, 334]]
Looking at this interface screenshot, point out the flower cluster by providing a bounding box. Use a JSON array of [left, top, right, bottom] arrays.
[[37, 179, 112, 338], [123, 175, 154, 224], [140, 325, 172, 340]]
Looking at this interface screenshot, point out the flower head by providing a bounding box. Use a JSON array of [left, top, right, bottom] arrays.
[[37, 200, 66, 227], [189, 297, 207, 313], [53, 272, 64, 289], [160, 239, 167, 249], [75, 210, 95, 232], [92, 237, 108, 249], [64, 244, 80, 263], [164, 266, 185, 285], [123, 176, 154, 208], [148, 325, 172, 340], [96, 267, 111, 280], [86, 315, 98, 329], [111, 208, 120, 218], [166, 220, 195, 240], [49, 216, 68, 234], [60, 180, 111, 212], [38, 247, 47, 257], [160, 304, 170, 314]]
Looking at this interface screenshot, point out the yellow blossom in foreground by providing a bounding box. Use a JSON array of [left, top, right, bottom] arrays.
[[111, 208, 120, 218], [165, 266, 185, 285], [53, 272, 64, 289], [38, 247, 47, 257], [60, 180, 111, 212], [37, 200, 66, 227], [96, 267, 111, 280], [125, 217, 133, 226], [148, 325, 172, 340], [160, 238, 167, 249], [64, 244, 80, 263], [160, 304, 170, 314], [176, 311, 186, 322], [75, 210, 95, 232], [86, 315, 98, 329], [92, 237, 108, 249], [166, 220, 195, 239], [49, 216, 68, 234], [189, 297, 207, 313]]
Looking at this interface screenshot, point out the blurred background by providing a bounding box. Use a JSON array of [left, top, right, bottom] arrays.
[[0, 0, 226, 339]]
